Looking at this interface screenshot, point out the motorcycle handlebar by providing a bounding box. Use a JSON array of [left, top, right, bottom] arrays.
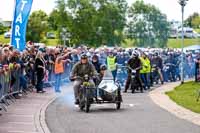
[[70, 75, 98, 81]]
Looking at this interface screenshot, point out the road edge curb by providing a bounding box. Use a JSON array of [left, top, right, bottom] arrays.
[[35, 94, 57, 133], [149, 82, 200, 126]]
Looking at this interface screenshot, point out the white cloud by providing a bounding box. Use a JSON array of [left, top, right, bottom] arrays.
[[127, 0, 200, 21], [0, 0, 55, 21], [0, 0, 199, 21]]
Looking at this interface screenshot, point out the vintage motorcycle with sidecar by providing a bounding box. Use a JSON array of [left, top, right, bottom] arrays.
[[75, 74, 122, 113]]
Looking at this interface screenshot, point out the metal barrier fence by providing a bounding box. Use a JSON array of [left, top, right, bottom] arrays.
[[0, 70, 16, 111], [0, 62, 75, 112]]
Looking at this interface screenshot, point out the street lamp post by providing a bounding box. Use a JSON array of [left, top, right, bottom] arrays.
[[97, 26, 102, 46], [60, 28, 70, 46], [178, 0, 189, 84]]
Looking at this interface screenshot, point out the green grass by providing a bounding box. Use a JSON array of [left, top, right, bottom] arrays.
[[1, 33, 200, 48], [166, 81, 200, 113], [46, 39, 59, 46], [0, 34, 59, 46], [0, 34, 10, 44], [121, 38, 200, 48], [194, 29, 200, 33], [167, 38, 200, 48]]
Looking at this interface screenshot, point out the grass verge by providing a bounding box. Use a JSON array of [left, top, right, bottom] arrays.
[[1, 33, 200, 47], [167, 38, 200, 48], [0, 34, 10, 44], [166, 81, 200, 113], [0, 34, 59, 46]]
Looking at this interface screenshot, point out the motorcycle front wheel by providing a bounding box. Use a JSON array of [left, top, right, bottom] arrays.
[[85, 89, 91, 113]]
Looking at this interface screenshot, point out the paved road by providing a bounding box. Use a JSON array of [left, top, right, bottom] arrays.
[[46, 85, 200, 133]]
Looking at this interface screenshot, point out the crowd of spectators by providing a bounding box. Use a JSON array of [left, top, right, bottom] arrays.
[[0, 43, 199, 100]]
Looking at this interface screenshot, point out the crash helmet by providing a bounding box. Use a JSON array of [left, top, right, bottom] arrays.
[[100, 64, 107, 71], [132, 51, 138, 58], [154, 52, 159, 56], [81, 53, 88, 59]]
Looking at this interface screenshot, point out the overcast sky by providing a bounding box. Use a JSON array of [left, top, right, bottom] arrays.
[[0, 0, 199, 21]]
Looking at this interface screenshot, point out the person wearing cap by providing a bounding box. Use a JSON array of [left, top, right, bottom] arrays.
[[151, 52, 164, 84], [70, 53, 98, 104], [124, 51, 143, 93]]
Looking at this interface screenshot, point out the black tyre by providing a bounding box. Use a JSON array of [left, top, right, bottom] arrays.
[[85, 98, 90, 113], [80, 104, 85, 111], [85, 104, 90, 113], [116, 89, 122, 110], [84, 89, 90, 113], [116, 102, 121, 110], [79, 91, 85, 111]]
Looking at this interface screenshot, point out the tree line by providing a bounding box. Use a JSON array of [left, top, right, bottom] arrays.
[[185, 12, 200, 29], [26, 0, 170, 48]]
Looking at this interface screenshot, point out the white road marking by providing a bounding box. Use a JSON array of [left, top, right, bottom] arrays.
[[123, 103, 140, 107]]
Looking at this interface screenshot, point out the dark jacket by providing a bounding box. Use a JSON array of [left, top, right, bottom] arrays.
[[71, 62, 97, 78], [151, 56, 163, 69], [92, 61, 101, 73], [35, 58, 45, 77], [127, 57, 142, 75]]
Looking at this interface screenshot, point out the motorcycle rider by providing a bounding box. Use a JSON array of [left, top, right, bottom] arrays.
[[151, 52, 164, 84], [70, 53, 98, 104], [124, 52, 143, 93], [164, 52, 176, 82]]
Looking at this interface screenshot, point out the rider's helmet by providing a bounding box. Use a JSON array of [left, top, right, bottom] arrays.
[[132, 51, 138, 58], [100, 64, 107, 71], [154, 52, 159, 57], [81, 53, 88, 59]]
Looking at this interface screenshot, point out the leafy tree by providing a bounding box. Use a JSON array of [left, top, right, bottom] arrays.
[[96, 0, 128, 46], [26, 10, 48, 42], [191, 16, 200, 29], [53, 0, 128, 47], [0, 23, 6, 34], [185, 12, 200, 28], [127, 0, 169, 48], [48, 9, 60, 31]]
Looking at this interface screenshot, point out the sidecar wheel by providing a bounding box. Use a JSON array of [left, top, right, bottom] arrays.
[[116, 102, 121, 110]]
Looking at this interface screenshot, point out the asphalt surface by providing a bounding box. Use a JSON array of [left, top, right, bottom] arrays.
[[46, 84, 200, 133]]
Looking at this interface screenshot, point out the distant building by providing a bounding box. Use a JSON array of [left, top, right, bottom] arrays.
[[169, 20, 181, 38], [170, 20, 181, 30], [0, 18, 12, 27], [1, 21, 12, 27]]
